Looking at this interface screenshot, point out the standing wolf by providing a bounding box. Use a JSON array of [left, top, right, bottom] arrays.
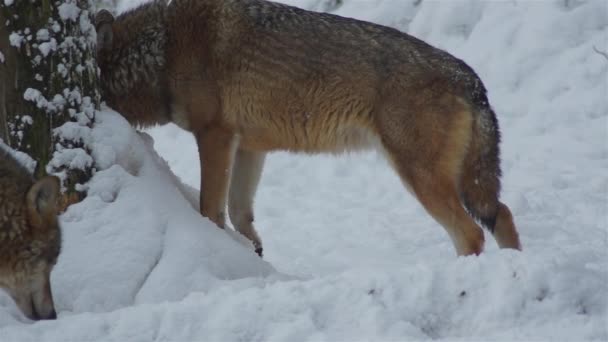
[[95, 0, 521, 257], [0, 148, 61, 320]]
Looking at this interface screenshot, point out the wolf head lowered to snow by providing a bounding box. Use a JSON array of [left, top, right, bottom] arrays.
[[0, 149, 61, 320]]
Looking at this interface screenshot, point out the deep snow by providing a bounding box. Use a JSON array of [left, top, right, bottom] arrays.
[[0, 0, 606, 341]]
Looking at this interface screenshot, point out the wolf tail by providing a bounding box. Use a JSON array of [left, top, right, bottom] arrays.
[[459, 92, 503, 232]]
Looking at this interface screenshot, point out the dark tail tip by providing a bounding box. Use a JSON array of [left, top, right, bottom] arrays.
[[479, 215, 497, 233]]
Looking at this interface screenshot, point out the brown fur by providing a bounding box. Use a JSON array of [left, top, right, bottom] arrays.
[[96, 0, 521, 257], [0, 149, 61, 320]]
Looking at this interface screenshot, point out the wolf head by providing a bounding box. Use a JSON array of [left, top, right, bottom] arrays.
[[0, 164, 61, 320], [95, 5, 167, 94], [95, 4, 170, 127]]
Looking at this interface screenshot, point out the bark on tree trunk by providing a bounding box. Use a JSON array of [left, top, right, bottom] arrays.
[[0, 1, 100, 210], [0, 10, 17, 144]]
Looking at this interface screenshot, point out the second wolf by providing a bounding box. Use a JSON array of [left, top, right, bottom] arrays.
[[95, 0, 521, 257], [0, 148, 61, 320]]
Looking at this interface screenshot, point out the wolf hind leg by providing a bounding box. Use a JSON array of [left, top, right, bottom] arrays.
[[378, 98, 485, 255], [397, 166, 486, 256], [492, 202, 521, 249]]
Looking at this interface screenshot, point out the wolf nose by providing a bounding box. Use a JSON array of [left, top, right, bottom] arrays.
[[44, 308, 57, 320], [35, 307, 57, 320]]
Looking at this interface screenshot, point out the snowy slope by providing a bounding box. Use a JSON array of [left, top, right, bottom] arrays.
[[0, 0, 607, 341]]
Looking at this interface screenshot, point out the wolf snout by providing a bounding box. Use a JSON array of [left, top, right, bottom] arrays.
[[31, 302, 57, 321], [30, 287, 58, 321]]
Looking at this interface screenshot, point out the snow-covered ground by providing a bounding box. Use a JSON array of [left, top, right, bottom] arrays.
[[1, 0, 607, 340]]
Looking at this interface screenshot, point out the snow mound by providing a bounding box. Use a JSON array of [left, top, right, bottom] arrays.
[[0, 109, 275, 325]]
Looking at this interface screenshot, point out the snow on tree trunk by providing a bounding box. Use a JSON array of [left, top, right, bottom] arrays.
[[0, 0, 100, 210]]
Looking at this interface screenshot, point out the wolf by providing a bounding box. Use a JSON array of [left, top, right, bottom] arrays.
[[0, 148, 61, 320], [95, 0, 521, 257]]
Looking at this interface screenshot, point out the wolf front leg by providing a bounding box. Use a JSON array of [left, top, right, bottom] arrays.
[[229, 149, 266, 257], [195, 128, 238, 230]]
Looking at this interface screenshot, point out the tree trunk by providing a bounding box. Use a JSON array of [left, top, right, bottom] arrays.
[[0, 0, 100, 210]]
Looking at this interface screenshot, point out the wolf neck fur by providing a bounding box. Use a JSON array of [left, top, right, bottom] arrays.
[[101, 2, 168, 96]]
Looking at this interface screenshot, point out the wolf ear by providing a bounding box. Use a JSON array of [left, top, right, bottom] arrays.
[[26, 176, 60, 226], [95, 9, 115, 53]]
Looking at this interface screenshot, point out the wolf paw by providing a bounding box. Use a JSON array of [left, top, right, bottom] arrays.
[[255, 247, 263, 258]]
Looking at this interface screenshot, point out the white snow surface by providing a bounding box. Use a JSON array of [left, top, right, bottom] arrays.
[[1, 0, 607, 341]]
